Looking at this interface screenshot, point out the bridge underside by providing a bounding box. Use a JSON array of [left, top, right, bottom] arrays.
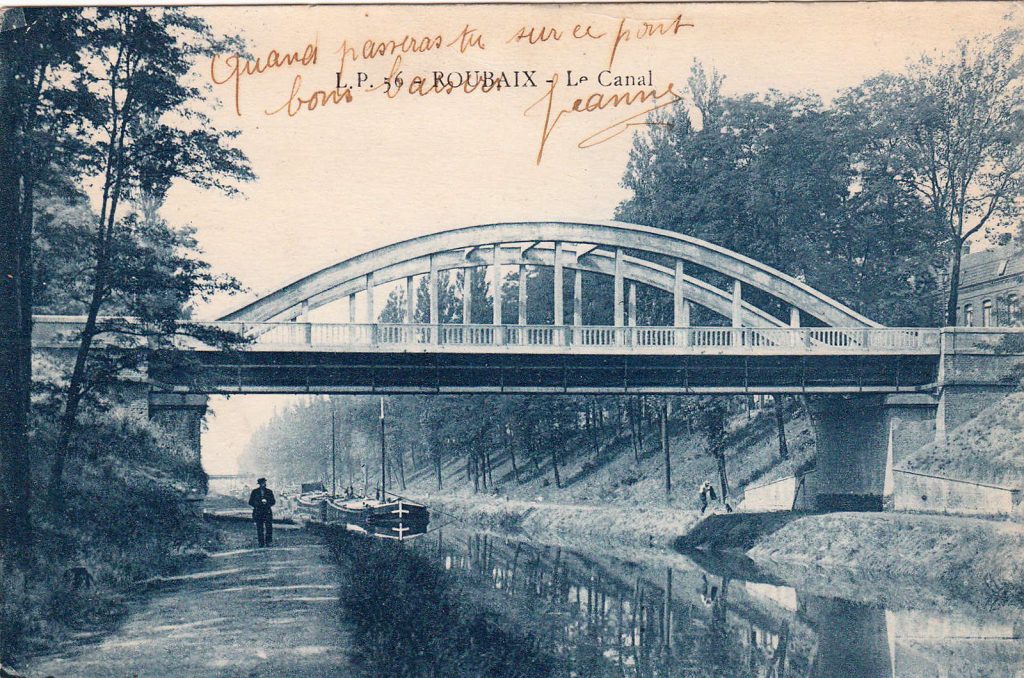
[[151, 351, 938, 395]]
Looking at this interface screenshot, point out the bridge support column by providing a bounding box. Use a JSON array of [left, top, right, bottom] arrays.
[[492, 245, 502, 326], [553, 241, 564, 330], [614, 247, 624, 328], [808, 393, 937, 512], [808, 395, 887, 511], [405, 276, 415, 322], [882, 393, 938, 507], [628, 282, 637, 346], [573, 267, 582, 329], [365, 273, 375, 324], [731, 280, 742, 328], [517, 263, 527, 325], [673, 261, 689, 346], [429, 256, 439, 342], [462, 268, 472, 324], [148, 393, 208, 471]]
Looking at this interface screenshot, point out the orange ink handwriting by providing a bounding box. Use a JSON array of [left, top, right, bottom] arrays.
[[608, 14, 693, 68], [266, 74, 353, 117], [210, 37, 319, 116], [525, 72, 681, 165]]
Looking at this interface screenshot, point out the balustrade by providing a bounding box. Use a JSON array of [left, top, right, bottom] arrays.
[[214, 322, 941, 354], [29, 317, 942, 354]]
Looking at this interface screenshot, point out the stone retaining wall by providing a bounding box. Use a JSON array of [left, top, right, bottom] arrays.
[[740, 472, 816, 512], [892, 469, 1021, 516]]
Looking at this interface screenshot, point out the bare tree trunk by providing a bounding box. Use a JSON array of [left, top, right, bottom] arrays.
[[773, 395, 789, 461], [661, 398, 671, 501], [506, 426, 520, 483], [0, 16, 32, 549], [434, 453, 442, 491], [946, 237, 964, 326], [50, 44, 133, 500], [628, 398, 641, 463], [471, 452, 479, 493], [550, 439, 561, 488], [715, 446, 730, 503]]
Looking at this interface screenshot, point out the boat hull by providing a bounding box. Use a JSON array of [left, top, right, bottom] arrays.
[[322, 497, 429, 531]]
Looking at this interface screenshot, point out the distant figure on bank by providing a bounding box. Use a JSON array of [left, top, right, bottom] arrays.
[[248, 477, 276, 547], [698, 480, 717, 514]]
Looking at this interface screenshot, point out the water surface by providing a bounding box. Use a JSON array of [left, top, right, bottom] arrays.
[[343, 528, 1024, 677]]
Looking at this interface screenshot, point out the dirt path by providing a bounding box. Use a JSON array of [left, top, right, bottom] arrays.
[[26, 521, 352, 677]]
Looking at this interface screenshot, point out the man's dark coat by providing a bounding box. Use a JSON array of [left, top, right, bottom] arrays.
[[248, 486, 276, 519]]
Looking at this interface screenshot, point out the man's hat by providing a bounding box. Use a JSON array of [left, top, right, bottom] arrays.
[[257, 477, 267, 484]]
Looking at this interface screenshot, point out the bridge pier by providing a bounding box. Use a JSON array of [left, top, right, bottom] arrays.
[[809, 393, 938, 512], [149, 392, 208, 470]]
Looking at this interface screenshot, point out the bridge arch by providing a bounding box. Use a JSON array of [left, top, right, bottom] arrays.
[[219, 221, 879, 328]]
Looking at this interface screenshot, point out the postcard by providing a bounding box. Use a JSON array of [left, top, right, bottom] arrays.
[[4, 2, 1024, 676]]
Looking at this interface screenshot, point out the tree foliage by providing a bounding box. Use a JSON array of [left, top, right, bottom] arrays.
[[617, 61, 948, 327], [8, 7, 256, 499]]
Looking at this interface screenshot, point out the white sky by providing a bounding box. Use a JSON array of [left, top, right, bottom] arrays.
[[189, 2, 1021, 474]]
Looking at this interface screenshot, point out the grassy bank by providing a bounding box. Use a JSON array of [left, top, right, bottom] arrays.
[[432, 490, 1024, 608], [901, 390, 1024, 487], [399, 400, 813, 512], [428, 495, 700, 551], [747, 512, 1024, 604], [324, 526, 557, 677], [1, 410, 210, 666]]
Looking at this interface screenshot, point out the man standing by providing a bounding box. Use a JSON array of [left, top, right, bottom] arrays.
[[698, 480, 717, 514], [248, 477, 276, 547]]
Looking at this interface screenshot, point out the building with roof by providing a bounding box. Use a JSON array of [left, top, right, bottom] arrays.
[[957, 245, 1024, 327]]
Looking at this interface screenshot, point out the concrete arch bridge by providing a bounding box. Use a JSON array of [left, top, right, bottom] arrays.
[[32, 220, 1024, 511], [194, 220, 938, 395]]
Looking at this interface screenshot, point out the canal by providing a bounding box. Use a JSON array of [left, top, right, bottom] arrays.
[[23, 520, 1024, 676], [329, 526, 1024, 677]]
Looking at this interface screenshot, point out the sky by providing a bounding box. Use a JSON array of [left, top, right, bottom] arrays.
[[181, 1, 1021, 475]]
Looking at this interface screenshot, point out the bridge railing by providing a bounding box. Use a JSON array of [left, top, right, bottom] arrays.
[[200, 322, 940, 354], [29, 316, 940, 353]]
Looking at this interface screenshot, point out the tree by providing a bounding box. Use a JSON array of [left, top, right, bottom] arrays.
[[0, 7, 87, 548], [772, 395, 789, 461], [850, 29, 1024, 324], [0, 7, 30, 550], [48, 8, 253, 498], [694, 397, 731, 503], [617, 59, 947, 326]]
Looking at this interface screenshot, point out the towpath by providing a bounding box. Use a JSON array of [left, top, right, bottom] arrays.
[[25, 509, 351, 677]]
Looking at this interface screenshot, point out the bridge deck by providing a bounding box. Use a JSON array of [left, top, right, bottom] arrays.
[[151, 351, 939, 395], [33, 319, 943, 394]]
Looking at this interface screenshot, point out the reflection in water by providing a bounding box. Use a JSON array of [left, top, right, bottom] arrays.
[[398, 530, 1024, 678]]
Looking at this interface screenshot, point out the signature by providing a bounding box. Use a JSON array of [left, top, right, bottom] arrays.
[[525, 73, 681, 165]]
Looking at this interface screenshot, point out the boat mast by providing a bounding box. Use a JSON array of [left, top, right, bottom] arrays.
[[331, 404, 337, 497], [379, 396, 386, 497]]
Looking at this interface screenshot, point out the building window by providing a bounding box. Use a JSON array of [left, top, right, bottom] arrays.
[[964, 304, 973, 327], [1009, 295, 1021, 326], [982, 299, 993, 327]]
